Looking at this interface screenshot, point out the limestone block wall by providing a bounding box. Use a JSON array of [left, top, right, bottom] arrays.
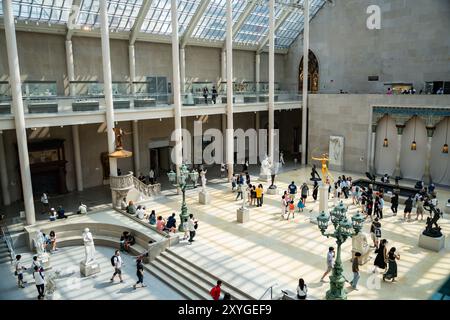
[[285, 0, 450, 93]]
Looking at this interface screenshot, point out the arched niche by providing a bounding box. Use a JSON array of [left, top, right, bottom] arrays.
[[299, 49, 319, 93]]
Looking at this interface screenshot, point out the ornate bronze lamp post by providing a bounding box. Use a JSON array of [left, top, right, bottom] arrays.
[[317, 202, 365, 300], [167, 164, 199, 232]]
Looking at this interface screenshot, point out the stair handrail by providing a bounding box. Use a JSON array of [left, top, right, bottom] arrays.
[[0, 224, 15, 263], [258, 283, 278, 300], [132, 176, 162, 197]]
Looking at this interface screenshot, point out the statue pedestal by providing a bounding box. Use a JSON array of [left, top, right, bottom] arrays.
[[199, 191, 210, 205], [351, 233, 371, 265], [319, 185, 329, 213], [267, 187, 278, 195], [38, 253, 51, 270], [80, 261, 101, 277], [418, 234, 445, 252], [237, 207, 250, 223]]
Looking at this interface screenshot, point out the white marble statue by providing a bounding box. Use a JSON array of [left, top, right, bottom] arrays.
[[241, 184, 248, 209], [200, 169, 207, 193], [34, 230, 47, 256], [82, 228, 96, 265], [351, 231, 370, 264], [260, 155, 271, 177], [44, 269, 61, 296]]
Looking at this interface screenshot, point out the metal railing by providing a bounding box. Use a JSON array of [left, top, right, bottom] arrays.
[[0, 224, 15, 263], [259, 283, 278, 300]]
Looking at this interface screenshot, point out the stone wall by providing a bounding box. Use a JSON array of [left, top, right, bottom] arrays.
[[285, 0, 450, 93]]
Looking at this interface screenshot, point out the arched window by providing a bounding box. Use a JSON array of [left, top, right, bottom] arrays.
[[299, 50, 319, 93]]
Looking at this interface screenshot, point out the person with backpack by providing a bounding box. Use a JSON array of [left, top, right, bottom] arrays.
[[133, 258, 146, 289], [210, 280, 222, 300], [301, 183, 309, 204], [370, 218, 382, 249], [33, 266, 45, 300], [15, 255, 27, 288], [110, 250, 123, 283], [288, 181, 297, 201]]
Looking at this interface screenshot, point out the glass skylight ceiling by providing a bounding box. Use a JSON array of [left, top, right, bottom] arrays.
[[191, 0, 247, 41], [0, 0, 73, 24], [0, 0, 328, 50], [275, 0, 326, 48], [76, 0, 143, 31], [140, 0, 200, 35]]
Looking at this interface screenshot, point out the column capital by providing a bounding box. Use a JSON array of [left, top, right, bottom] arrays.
[[426, 126, 436, 138], [396, 124, 405, 135]]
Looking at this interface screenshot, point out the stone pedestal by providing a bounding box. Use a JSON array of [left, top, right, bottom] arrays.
[[237, 207, 250, 223], [199, 191, 210, 204], [319, 184, 329, 213], [445, 203, 450, 215], [80, 261, 101, 277], [418, 234, 445, 252], [267, 187, 278, 195], [38, 253, 51, 270]]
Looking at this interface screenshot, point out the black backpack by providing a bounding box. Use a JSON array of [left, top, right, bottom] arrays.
[[111, 255, 117, 267], [194, 221, 198, 230]]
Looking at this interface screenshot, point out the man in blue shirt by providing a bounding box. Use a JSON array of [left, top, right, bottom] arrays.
[[288, 181, 297, 201]]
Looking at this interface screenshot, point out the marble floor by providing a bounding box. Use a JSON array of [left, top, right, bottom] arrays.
[[0, 245, 183, 300], [144, 166, 450, 300], [1, 165, 449, 300]]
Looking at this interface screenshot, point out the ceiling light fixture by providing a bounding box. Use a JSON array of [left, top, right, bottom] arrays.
[[443, 117, 449, 154], [411, 116, 417, 151]]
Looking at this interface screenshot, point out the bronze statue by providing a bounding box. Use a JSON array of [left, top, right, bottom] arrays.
[[310, 164, 321, 182], [311, 153, 333, 184], [112, 127, 131, 151], [423, 201, 443, 238]]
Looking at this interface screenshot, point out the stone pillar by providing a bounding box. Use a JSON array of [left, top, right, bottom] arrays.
[[268, 0, 275, 161], [180, 47, 186, 94], [255, 111, 260, 131], [100, 0, 118, 177], [255, 53, 260, 92], [129, 44, 136, 94], [301, 0, 309, 165], [72, 125, 83, 192], [171, 0, 182, 179], [65, 40, 76, 96], [225, 0, 234, 181], [132, 120, 140, 175], [394, 125, 404, 177], [3, 0, 35, 224], [221, 48, 226, 81], [370, 125, 376, 173], [0, 131, 11, 205], [423, 127, 435, 184]]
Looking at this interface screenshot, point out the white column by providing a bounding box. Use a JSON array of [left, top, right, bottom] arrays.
[[129, 44, 136, 94], [71, 125, 83, 191], [3, 0, 35, 225], [65, 40, 76, 96], [255, 111, 260, 131], [394, 126, 403, 177], [226, 0, 234, 181], [171, 0, 182, 179], [370, 131, 376, 172], [301, 0, 309, 165], [0, 131, 11, 206], [132, 120, 140, 175], [221, 48, 227, 81], [424, 133, 433, 184], [255, 53, 260, 91], [180, 47, 186, 94], [100, 0, 118, 177], [268, 0, 275, 161]]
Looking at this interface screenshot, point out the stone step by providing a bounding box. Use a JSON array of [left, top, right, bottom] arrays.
[[166, 248, 255, 300], [0, 255, 12, 264], [147, 259, 209, 300], [155, 254, 215, 299], [160, 251, 253, 300]]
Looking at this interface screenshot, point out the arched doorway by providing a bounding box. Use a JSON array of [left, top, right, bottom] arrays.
[[299, 50, 319, 93]]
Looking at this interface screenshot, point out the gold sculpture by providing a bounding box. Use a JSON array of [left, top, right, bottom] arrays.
[[312, 153, 334, 184], [109, 127, 132, 159]]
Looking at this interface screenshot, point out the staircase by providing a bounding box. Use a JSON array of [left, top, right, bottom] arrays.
[[146, 248, 255, 300], [0, 241, 11, 265]]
